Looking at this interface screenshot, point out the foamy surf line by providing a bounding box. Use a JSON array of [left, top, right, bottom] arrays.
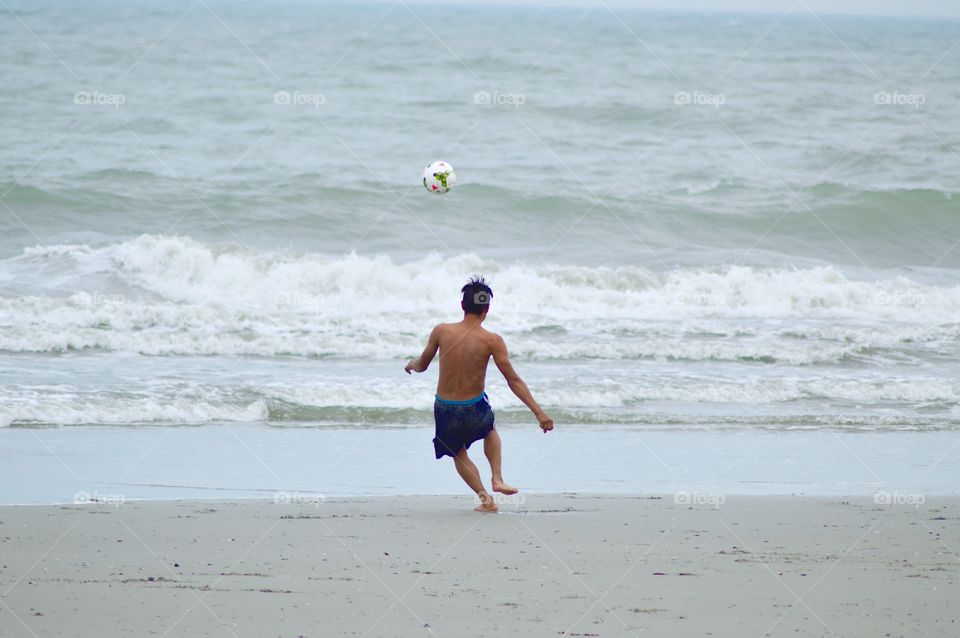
[[13, 235, 960, 317], [2, 235, 960, 361], [2, 377, 958, 429], [4, 319, 952, 363]]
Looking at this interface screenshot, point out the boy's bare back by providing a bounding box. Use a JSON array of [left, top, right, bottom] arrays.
[[433, 321, 498, 401]]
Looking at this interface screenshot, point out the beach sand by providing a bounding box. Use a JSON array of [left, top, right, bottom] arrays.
[[1, 495, 956, 637]]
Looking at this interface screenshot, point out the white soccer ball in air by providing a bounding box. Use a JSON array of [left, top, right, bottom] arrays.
[[422, 160, 456, 194]]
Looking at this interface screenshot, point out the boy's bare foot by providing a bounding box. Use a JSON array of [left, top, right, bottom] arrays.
[[474, 493, 498, 513], [492, 480, 518, 495]]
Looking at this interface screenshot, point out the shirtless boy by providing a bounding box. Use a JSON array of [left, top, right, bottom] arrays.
[[404, 276, 554, 512]]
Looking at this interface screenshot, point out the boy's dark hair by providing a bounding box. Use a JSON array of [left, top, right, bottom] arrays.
[[461, 275, 493, 315]]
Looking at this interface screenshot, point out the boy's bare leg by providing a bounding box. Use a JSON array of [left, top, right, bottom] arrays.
[[453, 448, 497, 512], [484, 428, 518, 495]]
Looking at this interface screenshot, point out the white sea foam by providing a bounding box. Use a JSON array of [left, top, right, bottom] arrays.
[[3, 376, 957, 427], [0, 395, 268, 427], [4, 235, 960, 362]]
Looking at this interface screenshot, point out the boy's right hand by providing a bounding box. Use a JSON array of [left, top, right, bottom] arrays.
[[537, 413, 554, 433]]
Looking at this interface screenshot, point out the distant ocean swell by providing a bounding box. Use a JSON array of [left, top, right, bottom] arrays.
[[2, 178, 955, 221]]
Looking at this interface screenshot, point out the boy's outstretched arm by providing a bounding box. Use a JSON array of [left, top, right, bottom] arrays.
[[405, 325, 441, 374], [491, 335, 554, 432]]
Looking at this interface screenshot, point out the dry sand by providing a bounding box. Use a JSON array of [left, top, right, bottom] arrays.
[[0, 494, 956, 637]]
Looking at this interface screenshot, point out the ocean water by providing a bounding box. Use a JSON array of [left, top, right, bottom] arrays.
[[1, 1, 959, 500]]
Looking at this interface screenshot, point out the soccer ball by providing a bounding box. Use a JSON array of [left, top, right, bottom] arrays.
[[422, 160, 456, 194]]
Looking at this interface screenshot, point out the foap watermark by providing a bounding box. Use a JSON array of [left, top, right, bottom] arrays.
[[674, 91, 725, 108], [677, 291, 724, 306], [875, 290, 926, 307], [874, 490, 925, 508], [473, 90, 526, 109], [74, 490, 126, 507], [274, 291, 322, 309], [674, 491, 725, 509], [874, 91, 925, 108], [474, 492, 526, 508], [74, 90, 126, 108], [273, 491, 325, 507], [273, 91, 326, 108], [73, 292, 126, 305]]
